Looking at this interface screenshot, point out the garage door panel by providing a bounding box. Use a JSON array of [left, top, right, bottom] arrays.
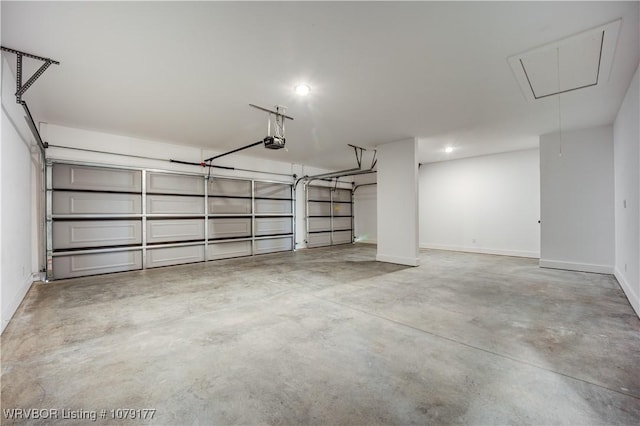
[[147, 172, 204, 195], [254, 182, 291, 199], [308, 217, 331, 232], [332, 230, 352, 245], [146, 245, 205, 268], [307, 186, 331, 201], [307, 233, 331, 248], [308, 201, 331, 216], [255, 237, 293, 254], [333, 189, 352, 202], [209, 197, 252, 214], [255, 199, 292, 214], [333, 203, 352, 216], [147, 195, 204, 215], [53, 192, 141, 215], [208, 218, 252, 239], [53, 164, 141, 192], [53, 220, 142, 250], [146, 219, 205, 243], [255, 217, 292, 236], [53, 250, 142, 279], [333, 217, 352, 231], [208, 240, 252, 260], [208, 178, 251, 197]]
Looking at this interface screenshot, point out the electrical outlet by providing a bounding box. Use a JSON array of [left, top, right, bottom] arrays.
[[625, 263, 628, 272], [623, 200, 627, 208]]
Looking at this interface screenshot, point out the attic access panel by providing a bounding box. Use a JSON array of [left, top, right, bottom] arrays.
[[508, 19, 621, 101]]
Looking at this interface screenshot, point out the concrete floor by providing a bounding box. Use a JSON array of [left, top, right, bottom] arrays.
[[2, 244, 639, 425]]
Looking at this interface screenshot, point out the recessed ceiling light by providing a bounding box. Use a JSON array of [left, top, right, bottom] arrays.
[[445, 146, 453, 153], [294, 84, 311, 95]]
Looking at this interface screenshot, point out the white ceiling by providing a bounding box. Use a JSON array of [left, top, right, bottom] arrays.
[[2, 1, 638, 169]]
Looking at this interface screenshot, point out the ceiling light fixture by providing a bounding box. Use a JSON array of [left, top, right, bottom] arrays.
[[445, 146, 454, 153], [294, 84, 311, 95]]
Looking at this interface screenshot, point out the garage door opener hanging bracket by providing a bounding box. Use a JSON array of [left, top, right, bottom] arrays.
[[203, 104, 294, 180], [171, 104, 294, 180], [1, 46, 60, 152]]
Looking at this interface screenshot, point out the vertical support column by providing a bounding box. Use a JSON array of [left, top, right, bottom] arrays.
[[38, 150, 46, 278], [304, 182, 310, 247], [291, 182, 296, 251], [45, 160, 53, 281], [351, 182, 355, 243], [251, 179, 256, 255], [376, 138, 419, 266], [204, 175, 209, 261], [141, 170, 147, 269], [330, 186, 334, 245]]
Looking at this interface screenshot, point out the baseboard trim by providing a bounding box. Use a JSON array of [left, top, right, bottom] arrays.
[[1, 274, 34, 334], [355, 239, 377, 245], [419, 243, 539, 259], [614, 268, 640, 318], [539, 259, 613, 274], [376, 254, 419, 266]]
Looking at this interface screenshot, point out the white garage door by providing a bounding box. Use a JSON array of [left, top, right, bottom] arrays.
[[48, 162, 294, 279], [306, 185, 353, 248]]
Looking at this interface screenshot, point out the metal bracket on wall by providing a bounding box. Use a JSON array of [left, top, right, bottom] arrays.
[[1, 46, 60, 103], [294, 144, 378, 190], [353, 182, 377, 194], [1, 46, 60, 152], [348, 144, 377, 170]]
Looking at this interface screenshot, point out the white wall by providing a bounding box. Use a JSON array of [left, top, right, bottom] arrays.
[[613, 65, 639, 317], [1, 56, 42, 333], [540, 125, 615, 274], [419, 149, 540, 258], [376, 138, 419, 266]]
